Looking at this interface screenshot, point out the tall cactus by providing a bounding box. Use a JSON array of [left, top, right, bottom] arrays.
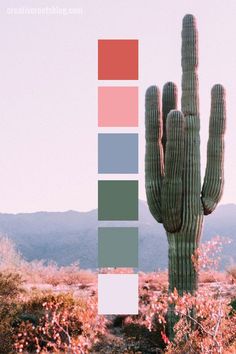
[[145, 13, 226, 320]]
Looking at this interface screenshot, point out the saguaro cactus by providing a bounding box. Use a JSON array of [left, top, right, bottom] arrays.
[[145, 14, 226, 301]]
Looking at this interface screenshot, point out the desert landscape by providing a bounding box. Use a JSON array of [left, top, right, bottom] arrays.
[[0, 233, 235, 353]]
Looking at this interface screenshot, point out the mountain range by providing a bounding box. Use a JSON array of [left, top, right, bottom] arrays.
[[0, 201, 235, 271]]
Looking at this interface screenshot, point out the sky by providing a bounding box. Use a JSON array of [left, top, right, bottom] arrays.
[[0, 0, 235, 213]]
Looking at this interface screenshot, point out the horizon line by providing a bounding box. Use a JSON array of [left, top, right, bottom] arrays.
[[0, 201, 235, 215]]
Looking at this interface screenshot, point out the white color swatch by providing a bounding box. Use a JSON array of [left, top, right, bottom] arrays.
[[98, 274, 138, 315]]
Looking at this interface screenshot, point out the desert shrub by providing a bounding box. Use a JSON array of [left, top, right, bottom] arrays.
[[129, 283, 236, 353], [14, 292, 107, 353], [0, 271, 24, 353], [0, 235, 23, 270], [0, 271, 24, 298], [166, 290, 236, 353]]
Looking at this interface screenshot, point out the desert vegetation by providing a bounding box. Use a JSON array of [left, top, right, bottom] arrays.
[[0, 235, 235, 353]]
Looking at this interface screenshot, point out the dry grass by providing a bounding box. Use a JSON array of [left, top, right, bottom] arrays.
[[226, 265, 236, 283], [199, 271, 228, 284], [99, 267, 134, 274], [20, 260, 96, 286], [0, 235, 96, 287], [139, 270, 168, 291]]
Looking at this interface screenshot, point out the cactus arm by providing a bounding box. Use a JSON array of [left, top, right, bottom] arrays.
[[162, 82, 178, 154], [181, 14, 199, 117], [162, 110, 184, 233], [145, 86, 164, 223], [201, 84, 226, 215], [181, 14, 202, 219]]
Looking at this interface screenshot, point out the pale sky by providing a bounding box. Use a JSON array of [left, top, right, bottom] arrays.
[[0, 0, 235, 213]]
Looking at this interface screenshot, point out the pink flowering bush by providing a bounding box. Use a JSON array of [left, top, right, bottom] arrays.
[[14, 293, 107, 353], [124, 236, 236, 353]]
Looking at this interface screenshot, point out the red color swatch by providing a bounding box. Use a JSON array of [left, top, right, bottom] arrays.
[[98, 40, 138, 80]]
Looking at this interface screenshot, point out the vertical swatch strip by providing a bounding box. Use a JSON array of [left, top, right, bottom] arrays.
[[98, 39, 139, 315]]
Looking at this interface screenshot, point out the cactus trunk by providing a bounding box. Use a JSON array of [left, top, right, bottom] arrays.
[[167, 220, 202, 295], [167, 217, 203, 338], [167, 228, 201, 338]]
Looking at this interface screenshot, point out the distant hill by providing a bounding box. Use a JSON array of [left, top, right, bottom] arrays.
[[0, 201, 235, 271]]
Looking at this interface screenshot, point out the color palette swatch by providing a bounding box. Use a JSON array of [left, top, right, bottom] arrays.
[[98, 133, 138, 173], [98, 40, 138, 80], [98, 227, 138, 268], [98, 274, 138, 315], [98, 180, 138, 220], [97, 39, 139, 315], [98, 87, 138, 127]]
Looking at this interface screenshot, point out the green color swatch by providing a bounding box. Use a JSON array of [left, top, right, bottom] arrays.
[[98, 227, 138, 267], [98, 180, 138, 220]]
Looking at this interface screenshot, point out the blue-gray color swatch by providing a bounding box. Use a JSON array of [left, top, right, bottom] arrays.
[[98, 133, 138, 173]]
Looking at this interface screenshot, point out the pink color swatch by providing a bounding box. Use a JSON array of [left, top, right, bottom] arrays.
[[98, 87, 138, 127]]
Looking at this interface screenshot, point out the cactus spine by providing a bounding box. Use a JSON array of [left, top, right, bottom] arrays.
[[145, 14, 226, 329]]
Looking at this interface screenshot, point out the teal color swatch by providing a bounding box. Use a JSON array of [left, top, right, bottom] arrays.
[[98, 227, 138, 267]]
